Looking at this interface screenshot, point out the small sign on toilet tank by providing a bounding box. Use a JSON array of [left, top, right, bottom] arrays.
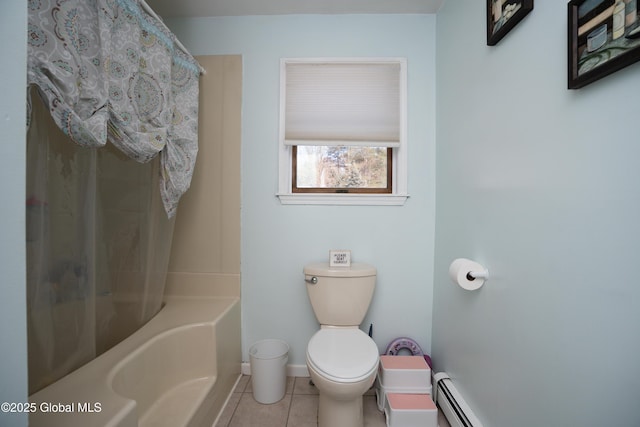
[[329, 250, 351, 267]]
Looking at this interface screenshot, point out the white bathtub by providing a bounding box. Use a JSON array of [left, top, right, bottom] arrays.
[[29, 296, 241, 427]]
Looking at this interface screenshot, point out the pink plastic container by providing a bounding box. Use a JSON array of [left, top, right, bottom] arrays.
[[375, 355, 432, 411], [384, 393, 438, 427], [378, 355, 431, 389]]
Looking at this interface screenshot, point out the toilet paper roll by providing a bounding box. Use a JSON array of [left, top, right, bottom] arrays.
[[449, 258, 487, 291]]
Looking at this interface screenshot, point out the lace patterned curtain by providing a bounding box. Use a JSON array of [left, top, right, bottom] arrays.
[[27, 0, 201, 217]]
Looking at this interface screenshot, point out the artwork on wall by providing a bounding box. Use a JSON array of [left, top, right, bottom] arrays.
[[487, 0, 534, 45], [568, 0, 640, 89]]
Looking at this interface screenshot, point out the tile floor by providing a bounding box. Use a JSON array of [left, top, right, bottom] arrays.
[[215, 375, 451, 427]]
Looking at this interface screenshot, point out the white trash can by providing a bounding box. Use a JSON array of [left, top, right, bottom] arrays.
[[249, 339, 289, 404]]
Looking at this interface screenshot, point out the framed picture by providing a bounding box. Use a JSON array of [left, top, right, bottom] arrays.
[[569, 0, 640, 89], [487, 0, 534, 45]]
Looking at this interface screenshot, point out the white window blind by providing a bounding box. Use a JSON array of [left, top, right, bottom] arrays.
[[283, 60, 402, 147]]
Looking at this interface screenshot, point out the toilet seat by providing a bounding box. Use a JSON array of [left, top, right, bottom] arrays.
[[307, 328, 379, 383]]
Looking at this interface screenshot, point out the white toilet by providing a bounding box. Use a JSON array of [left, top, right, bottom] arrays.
[[304, 262, 379, 427]]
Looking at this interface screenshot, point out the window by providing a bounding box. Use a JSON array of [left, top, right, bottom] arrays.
[[277, 58, 408, 205], [293, 146, 392, 193]]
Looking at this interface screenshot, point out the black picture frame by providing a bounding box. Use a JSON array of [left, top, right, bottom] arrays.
[[487, 0, 534, 46], [569, 0, 640, 89]]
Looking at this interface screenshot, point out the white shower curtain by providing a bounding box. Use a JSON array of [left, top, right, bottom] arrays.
[[25, 0, 200, 393], [27, 89, 177, 394]]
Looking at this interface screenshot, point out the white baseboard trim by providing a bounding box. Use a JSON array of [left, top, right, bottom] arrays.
[[241, 362, 309, 378]]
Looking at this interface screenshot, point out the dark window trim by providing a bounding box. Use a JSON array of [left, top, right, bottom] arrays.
[[291, 146, 393, 194]]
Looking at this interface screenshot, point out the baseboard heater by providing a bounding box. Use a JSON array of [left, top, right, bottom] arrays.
[[433, 373, 483, 427]]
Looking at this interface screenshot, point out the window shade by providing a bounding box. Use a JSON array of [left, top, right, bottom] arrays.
[[283, 61, 402, 147]]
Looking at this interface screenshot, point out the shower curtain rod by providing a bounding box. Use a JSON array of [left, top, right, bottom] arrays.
[[138, 0, 206, 75]]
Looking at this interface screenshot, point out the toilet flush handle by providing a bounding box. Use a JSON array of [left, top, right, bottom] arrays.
[[305, 276, 318, 285]]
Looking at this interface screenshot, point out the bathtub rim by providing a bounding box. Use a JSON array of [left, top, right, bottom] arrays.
[[28, 296, 239, 427]]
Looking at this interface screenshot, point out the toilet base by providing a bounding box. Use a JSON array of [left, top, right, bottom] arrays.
[[318, 393, 363, 427], [307, 359, 377, 427]]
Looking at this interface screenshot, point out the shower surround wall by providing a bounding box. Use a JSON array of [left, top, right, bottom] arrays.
[[163, 54, 243, 423], [165, 55, 242, 299]]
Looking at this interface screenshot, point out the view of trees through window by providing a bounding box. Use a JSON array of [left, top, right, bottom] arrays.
[[294, 146, 390, 192]]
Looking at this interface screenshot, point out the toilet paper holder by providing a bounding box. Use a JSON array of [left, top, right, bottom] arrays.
[[466, 269, 489, 281], [450, 258, 489, 291]]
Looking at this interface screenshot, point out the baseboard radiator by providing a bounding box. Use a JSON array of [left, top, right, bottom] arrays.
[[433, 373, 483, 427]]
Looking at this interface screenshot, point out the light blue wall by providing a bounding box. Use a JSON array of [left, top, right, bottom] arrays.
[[435, 2, 640, 426], [0, 1, 28, 427], [168, 15, 437, 366], [7, 3, 640, 425]]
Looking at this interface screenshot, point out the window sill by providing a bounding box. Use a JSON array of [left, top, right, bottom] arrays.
[[276, 193, 409, 206]]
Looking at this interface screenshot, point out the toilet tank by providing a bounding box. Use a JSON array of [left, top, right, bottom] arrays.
[[304, 262, 376, 327]]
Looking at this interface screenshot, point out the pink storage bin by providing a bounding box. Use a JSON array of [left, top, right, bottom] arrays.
[[383, 393, 438, 427], [378, 355, 431, 389], [375, 377, 432, 412]]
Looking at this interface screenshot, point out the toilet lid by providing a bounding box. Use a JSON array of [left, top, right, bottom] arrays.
[[307, 328, 379, 383]]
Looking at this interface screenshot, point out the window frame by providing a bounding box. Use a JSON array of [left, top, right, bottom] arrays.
[[277, 57, 409, 206], [291, 146, 393, 194]]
